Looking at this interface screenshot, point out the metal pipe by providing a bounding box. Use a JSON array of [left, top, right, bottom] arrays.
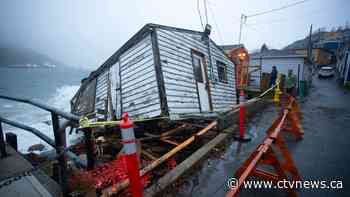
[[0, 116, 56, 147], [0, 95, 80, 122], [51, 113, 68, 195], [0, 122, 7, 157], [0, 116, 85, 167]]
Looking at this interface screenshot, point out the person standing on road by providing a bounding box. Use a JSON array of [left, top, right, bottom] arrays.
[[269, 66, 278, 87], [286, 69, 297, 96]]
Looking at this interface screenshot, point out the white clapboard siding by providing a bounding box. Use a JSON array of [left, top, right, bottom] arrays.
[[95, 69, 110, 119], [156, 27, 236, 114], [120, 34, 161, 118], [88, 25, 237, 120], [157, 28, 209, 114], [208, 40, 236, 111]]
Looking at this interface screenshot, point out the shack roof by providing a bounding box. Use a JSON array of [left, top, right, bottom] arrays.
[[85, 23, 221, 82], [83, 23, 231, 84]]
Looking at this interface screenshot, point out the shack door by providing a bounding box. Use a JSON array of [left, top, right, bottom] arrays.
[[192, 52, 210, 112]]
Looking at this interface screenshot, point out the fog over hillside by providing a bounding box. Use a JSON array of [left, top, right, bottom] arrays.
[[0, 47, 65, 67]]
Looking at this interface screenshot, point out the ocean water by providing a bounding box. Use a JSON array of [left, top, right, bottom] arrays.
[[0, 66, 90, 152]]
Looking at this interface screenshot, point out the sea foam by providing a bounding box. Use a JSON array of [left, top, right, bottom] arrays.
[[4, 85, 82, 153]]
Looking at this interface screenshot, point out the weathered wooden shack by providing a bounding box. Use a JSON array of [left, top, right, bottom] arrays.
[[71, 24, 237, 120]]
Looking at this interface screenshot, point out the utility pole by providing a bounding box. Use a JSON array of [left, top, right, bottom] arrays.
[[307, 24, 313, 63], [238, 14, 247, 44]]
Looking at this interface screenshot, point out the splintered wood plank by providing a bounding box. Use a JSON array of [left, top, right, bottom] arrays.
[[160, 124, 188, 137], [160, 139, 180, 146]]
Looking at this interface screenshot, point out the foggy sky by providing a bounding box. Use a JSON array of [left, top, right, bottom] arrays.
[[1, 0, 349, 69]]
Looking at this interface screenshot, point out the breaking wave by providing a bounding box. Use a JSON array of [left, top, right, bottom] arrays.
[[3, 85, 81, 153], [47, 85, 80, 111]]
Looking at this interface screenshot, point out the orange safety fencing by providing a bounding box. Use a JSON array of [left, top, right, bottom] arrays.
[[226, 95, 304, 197]]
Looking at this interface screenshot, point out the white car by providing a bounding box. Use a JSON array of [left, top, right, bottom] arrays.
[[318, 66, 334, 78]]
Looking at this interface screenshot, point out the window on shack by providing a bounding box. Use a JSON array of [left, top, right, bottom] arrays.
[[217, 61, 228, 83]]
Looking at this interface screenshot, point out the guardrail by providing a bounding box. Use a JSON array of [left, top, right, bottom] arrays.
[[0, 95, 80, 122], [0, 94, 85, 196]]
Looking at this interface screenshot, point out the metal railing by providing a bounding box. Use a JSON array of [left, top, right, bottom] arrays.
[[0, 95, 80, 122], [0, 94, 86, 195]]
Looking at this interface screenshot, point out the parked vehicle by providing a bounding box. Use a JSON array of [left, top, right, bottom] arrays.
[[317, 64, 327, 69], [318, 66, 335, 78]]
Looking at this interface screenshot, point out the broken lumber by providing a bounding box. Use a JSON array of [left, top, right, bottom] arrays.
[[102, 121, 217, 195], [144, 124, 238, 197]]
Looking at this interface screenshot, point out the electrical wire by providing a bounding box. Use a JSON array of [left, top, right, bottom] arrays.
[[245, 6, 326, 28], [238, 0, 312, 45], [203, 0, 209, 25], [246, 0, 311, 18], [197, 0, 205, 30], [207, 2, 224, 44]]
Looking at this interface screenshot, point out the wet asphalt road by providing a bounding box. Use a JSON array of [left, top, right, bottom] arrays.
[[290, 77, 350, 197], [173, 77, 350, 197]]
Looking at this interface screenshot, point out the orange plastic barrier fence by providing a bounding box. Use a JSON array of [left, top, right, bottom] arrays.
[[226, 95, 304, 197]]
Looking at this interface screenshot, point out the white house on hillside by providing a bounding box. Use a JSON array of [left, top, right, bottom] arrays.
[[250, 49, 312, 90]]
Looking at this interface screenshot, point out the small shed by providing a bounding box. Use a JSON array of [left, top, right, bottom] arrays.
[[250, 49, 312, 90], [71, 24, 237, 120]]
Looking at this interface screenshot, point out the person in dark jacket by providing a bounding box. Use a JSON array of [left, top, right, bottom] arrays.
[[269, 66, 278, 87], [286, 69, 297, 96]]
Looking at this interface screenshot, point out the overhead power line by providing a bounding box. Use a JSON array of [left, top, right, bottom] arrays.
[[203, 0, 209, 25], [245, 6, 326, 27], [246, 0, 311, 18], [208, 2, 224, 44], [237, 0, 311, 44], [197, 0, 204, 30]]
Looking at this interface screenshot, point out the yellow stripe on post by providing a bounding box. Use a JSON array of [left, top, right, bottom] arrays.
[[273, 74, 282, 104]]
